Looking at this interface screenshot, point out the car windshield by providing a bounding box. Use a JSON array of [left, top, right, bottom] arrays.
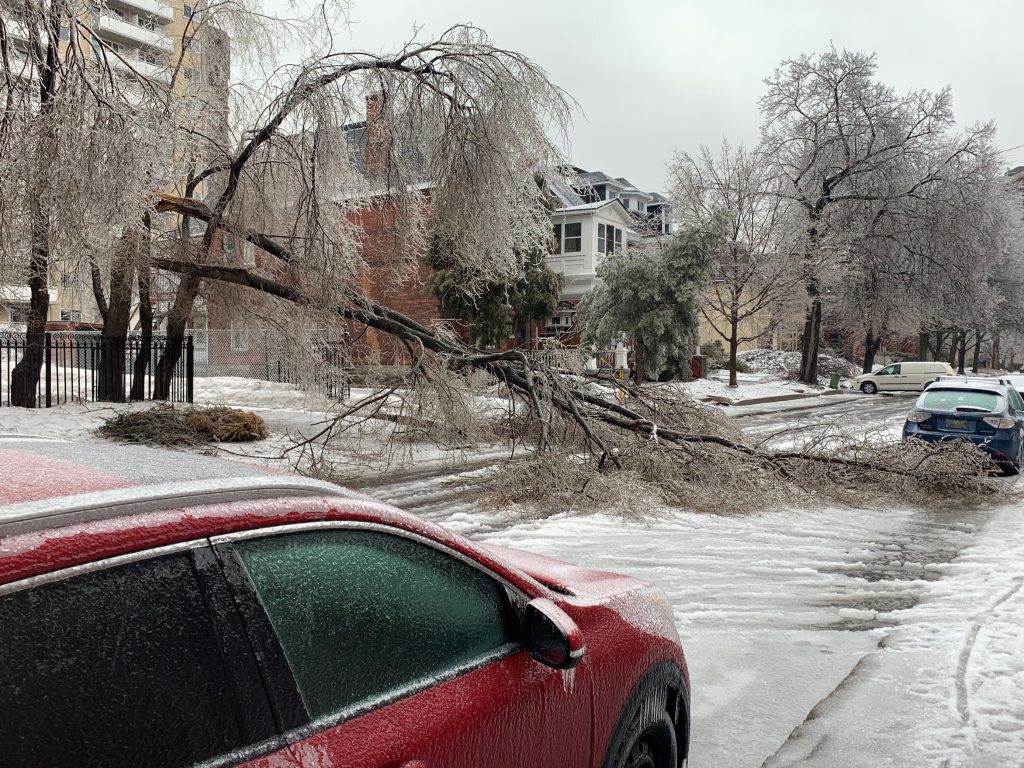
[[920, 389, 1002, 413]]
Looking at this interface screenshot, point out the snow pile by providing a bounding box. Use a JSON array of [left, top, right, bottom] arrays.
[[739, 349, 858, 380], [674, 369, 821, 404]]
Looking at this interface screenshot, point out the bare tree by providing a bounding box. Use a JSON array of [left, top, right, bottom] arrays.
[[669, 141, 800, 386], [148, 24, 571, 397], [0, 0, 170, 405], [759, 47, 995, 384]]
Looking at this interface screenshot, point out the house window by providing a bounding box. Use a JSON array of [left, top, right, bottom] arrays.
[[563, 222, 582, 253], [108, 41, 124, 54], [230, 320, 249, 352], [60, 309, 82, 322], [142, 51, 159, 65], [183, 35, 201, 53], [10, 308, 29, 324], [138, 17, 156, 31], [601, 225, 621, 254], [242, 242, 256, 267], [551, 223, 562, 255], [183, 4, 201, 21]]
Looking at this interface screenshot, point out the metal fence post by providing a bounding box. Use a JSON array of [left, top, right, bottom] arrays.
[[44, 332, 52, 408], [186, 335, 194, 404]]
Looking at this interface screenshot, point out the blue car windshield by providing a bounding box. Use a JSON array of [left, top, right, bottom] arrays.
[[920, 389, 1001, 412]]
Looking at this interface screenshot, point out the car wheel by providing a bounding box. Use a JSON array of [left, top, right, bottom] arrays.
[[602, 663, 687, 768], [1004, 459, 1021, 477], [860, 381, 877, 394], [622, 712, 676, 768]]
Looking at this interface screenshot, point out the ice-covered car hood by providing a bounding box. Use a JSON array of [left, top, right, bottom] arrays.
[[479, 542, 644, 600]]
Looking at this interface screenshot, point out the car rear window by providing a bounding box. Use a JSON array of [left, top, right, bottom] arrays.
[[920, 389, 1001, 412]]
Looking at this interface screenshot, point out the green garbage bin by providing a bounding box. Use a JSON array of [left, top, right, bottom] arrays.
[[829, 372, 841, 389]]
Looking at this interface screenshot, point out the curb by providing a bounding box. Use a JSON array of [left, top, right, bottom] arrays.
[[705, 388, 848, 407]]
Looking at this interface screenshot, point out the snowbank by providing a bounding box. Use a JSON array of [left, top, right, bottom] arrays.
[[738, 348, 859, 379]]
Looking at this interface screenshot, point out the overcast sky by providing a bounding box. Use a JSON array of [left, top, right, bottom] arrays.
[[329, 0, 1024, 193]]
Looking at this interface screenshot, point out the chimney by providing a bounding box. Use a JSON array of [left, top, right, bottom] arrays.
[[364, 93, 391, 178]]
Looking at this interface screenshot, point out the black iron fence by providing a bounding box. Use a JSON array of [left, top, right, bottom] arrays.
[[0, 331, 193, 407]]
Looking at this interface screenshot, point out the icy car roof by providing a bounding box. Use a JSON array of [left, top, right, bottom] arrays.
[[0, 437, 350, 536]]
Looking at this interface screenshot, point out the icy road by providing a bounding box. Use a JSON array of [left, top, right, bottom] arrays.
[[365, 392, 1024, 767]]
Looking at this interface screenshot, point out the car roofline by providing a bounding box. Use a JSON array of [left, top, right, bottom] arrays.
[[0, 475, 353, 537]]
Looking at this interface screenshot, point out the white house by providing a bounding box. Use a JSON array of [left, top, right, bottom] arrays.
[[540, 168, 670, 341]]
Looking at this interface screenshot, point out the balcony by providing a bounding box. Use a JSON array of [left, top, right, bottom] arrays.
[[111, 54, 171, 84], [6, 20, 29, 41], [110, 0, 175, 23], [96, 14, 172, 51]]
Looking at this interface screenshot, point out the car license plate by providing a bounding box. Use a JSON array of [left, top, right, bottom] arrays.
[[946, 418, 970, 430]]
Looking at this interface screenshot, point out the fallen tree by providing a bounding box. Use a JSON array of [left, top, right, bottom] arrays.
[[149, 224, 1001, 512]]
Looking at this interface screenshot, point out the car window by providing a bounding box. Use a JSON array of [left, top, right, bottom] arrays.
[[878, 364, 900, 375], [1009, 389, 1024, 412], [0, 552, 270, 768], [233, 529, 516, 723], [920, 389, 1001, 412]]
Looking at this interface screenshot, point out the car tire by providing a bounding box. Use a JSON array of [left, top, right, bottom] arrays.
[[602, 663, 687, 768], [860, 381, 877, 395], [1004, 459, 1021, 477]]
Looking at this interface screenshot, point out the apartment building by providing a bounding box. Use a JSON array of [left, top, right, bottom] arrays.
[[0, 0, 229, 328]]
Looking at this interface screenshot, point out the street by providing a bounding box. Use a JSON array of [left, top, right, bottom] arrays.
[[358, 391, 1023, 767]]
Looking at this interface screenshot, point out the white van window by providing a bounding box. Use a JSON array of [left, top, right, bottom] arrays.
[[878, 364, 900, 376]]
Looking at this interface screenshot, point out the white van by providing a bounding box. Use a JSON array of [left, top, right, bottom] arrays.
[[855, 361, 955, 394]]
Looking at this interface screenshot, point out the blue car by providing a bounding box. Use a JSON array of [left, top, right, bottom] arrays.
[[903, 381, 1024, 474]]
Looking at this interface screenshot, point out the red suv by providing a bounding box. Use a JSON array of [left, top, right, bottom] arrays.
[[0, 437, 689, 768]]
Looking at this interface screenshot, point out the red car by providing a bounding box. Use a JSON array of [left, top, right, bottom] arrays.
[[0, 437, 690, 768]]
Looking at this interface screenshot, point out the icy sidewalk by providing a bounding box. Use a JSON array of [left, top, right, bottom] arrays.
[[762, 502, 1024, 768]]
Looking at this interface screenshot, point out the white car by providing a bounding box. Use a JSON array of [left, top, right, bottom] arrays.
[[855, 361, 956, 394]]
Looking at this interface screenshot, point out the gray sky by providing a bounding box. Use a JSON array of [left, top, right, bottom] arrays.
[[332, 0, 1024, 193]]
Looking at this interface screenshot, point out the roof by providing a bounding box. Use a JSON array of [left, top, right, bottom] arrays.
[[554, 199, 628, 214], [0, 437, 353, 536], [546, 176, 586, 207], [925, 380, 1011, 393]]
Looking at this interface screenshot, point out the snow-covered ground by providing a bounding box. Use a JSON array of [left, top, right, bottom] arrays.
[[1, 380, 1021, 766], [672, 369, 827, 405]]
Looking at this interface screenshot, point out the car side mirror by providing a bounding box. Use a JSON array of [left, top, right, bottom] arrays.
[[525, 597, 585, 669]]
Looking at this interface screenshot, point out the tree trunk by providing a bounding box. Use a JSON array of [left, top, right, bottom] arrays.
[[152, 274, 200, 400], [863, 328, 881, 373], [97, 229, 139, 402], [957, 331, 967, 374], [131, 226, 154, 401], [934, 330, 946, 363], [970, 329, 982, 374], [918, 330, 930, 361], [728, 312, 739, 388], [798, 296, 821, 384], [10, 201, 51, 408], [991, 333, 1001, 371]]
